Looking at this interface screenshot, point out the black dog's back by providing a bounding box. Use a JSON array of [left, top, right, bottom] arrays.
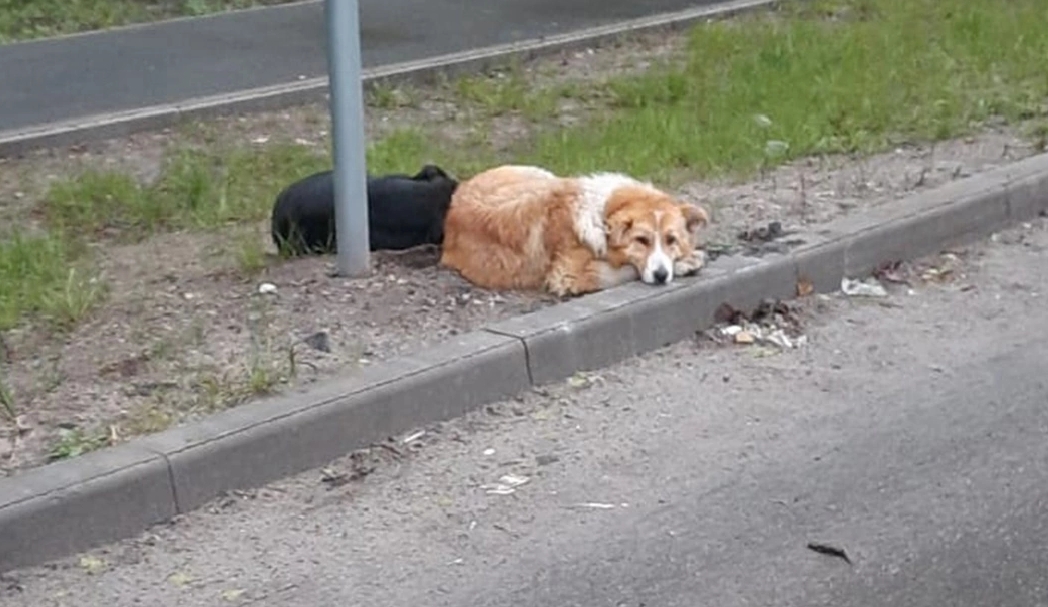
[[270, 164, 458, 256]]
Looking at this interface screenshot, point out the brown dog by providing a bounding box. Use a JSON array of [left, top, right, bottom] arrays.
[[439, 165, 709, 297]]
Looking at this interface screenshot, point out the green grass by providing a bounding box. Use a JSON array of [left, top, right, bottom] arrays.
[[0, 231, 106, 331], [4, 0, 1048, 336], [0, 0, 295, 44], [520, 0, 1048, 179]]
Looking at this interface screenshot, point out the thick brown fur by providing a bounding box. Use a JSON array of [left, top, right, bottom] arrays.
[[440, 165, 709, 297]]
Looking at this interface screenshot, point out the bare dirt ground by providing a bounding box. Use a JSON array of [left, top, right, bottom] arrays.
[[0, 31, 1040, 475]]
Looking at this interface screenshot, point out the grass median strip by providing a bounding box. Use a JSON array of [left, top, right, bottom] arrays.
[[1, 0, 1046, 465]]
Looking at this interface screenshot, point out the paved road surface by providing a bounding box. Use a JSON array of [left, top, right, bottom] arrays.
[[2, 219, 1047, 605], [0, 0, 723, 133]]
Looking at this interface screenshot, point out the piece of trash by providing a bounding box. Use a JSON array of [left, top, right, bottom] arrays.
[[569, 502, 616, 510], [402, 430, 426, 444], [806, 542, 852, 565], [734, 331, 756, 344], [251, 136, 270, 145], [797, 279, 815, 297], [482, 473, 530, 495], [483, 448, 496, 456], [258, 282, 277, 295], [841, 277, 888, 298], [754, 113, 773, 128], [721, 324, 744, 337]]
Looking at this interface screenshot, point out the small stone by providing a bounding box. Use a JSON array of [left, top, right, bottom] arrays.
[[303, 331, 331, 353], [536, 454, 560, 466], [258, 282, 278, 295]]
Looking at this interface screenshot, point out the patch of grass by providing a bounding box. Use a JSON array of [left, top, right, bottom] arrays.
[[43, 142, 329, 240], [48, 426, 111, 461], [518, 0, 1048, 180], [0, 231, 105, 331], [0, 0, 295, 44], [42, 132, 456, 244], [455, 68, 560, 121]]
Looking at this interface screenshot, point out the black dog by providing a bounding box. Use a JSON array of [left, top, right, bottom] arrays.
[[270, 164, 459, 256]]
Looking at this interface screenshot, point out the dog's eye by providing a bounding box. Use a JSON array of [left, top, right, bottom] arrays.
[[634, 235, 651, 247], [666, 235, 678, 246]]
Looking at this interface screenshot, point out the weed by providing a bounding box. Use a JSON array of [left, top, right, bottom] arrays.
[[44, 268, 109, 330], [0, 370, 15, 422], [367, 83, 414, 109], [233, 230, 269, 276], [0, 230, 104, 331], [48, 426, 110, 461]]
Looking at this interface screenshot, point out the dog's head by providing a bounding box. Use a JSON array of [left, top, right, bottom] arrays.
[[604, 185, 709, 286]]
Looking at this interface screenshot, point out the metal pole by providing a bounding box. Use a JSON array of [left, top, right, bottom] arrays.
[[324, 0, 370, 276]]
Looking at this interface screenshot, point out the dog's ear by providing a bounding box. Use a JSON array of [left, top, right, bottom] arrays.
[[415, 164, 451, 182], [680, 203, 710, 238]]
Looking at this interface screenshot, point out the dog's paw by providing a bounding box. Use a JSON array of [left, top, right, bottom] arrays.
[[674, 249, 707, 277]]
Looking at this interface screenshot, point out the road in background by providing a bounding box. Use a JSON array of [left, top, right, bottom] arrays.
[[3, 220, 1047, 605], [0, 0, 724, 133]]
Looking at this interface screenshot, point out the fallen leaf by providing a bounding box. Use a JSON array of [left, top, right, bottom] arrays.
[[78, 555, 106, 575], [168, 570, 195, 587], [567, 373, 589, 389], [221, 588, 247, 602], [796, 279, 814, 297], [734, 331, 756, 345]]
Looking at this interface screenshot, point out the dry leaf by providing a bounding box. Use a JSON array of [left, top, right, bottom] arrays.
[[797, 279, 815, 297], [78, 555, 106, 575], [734, 331, 756, 345], [168, 571, 195, 587], [222, 588, 247, 602]]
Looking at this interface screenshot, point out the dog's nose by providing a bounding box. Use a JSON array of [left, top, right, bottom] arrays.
[[653, 267, 669, 284]]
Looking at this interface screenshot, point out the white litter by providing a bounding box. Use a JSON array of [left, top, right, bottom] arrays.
[[840, 277, 888, 298], [257, 282, 278, 295], [401, 430, 426, 444], [482, 474, 530, 495]]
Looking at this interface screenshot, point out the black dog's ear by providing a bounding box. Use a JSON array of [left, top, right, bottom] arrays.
[[414, 164, 452, 182]]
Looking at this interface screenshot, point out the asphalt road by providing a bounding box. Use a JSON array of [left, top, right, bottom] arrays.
[[0, 0, 723, 133], [3, 220, 1047, 606]]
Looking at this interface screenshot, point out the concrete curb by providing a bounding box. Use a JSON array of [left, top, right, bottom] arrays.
[[3, 152, 1047, 573], [0, 0, 777, 158]]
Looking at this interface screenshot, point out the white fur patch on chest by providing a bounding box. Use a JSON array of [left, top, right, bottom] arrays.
[[573, 172, 653, 257]]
